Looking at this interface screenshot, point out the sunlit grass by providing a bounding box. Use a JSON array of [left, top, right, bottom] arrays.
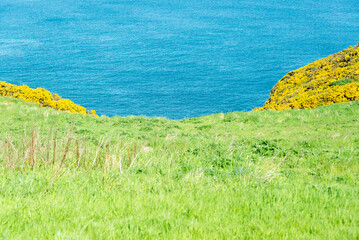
[[0, 96, 359, 239]]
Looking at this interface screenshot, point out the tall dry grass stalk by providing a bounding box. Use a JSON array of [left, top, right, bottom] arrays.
[[59, 132, 72, 168], [0, 129, 144, 172], [53, 129, 57, 165], [30, 127, 35, 166]]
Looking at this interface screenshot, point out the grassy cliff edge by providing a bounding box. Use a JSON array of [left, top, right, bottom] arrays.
[[256, 44, 359, 111], [0, 44, 359, 239], [0, 81, 98, 117], [0, 96, 358, 239]]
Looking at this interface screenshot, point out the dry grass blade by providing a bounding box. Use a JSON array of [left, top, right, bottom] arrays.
[[92, 137, 108, 168], [263, 149, 293, 183], [53, 129, 57, 165], [59, 132, 72, 168], [30, 127, 35, 166]]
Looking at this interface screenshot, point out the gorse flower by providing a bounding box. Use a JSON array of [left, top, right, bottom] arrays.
[[0, 81, 98, 117], [255, 44, 359, 111]]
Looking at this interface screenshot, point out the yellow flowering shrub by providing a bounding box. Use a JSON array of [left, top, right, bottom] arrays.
[[255, 44, 359, 111], [0, 81, 98, 117]]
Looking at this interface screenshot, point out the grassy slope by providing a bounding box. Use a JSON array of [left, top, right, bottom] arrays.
[[0, 96, 359, 239]]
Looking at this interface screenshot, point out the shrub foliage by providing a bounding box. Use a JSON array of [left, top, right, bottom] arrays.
[[0, 81, 98, 116], [256, 44, 359, 111]]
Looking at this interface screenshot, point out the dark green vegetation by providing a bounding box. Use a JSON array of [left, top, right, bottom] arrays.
[[1, 96, 359, 239], [330, 77, 358, 87]]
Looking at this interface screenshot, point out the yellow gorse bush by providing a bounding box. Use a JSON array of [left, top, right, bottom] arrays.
[[256, 44, 359, 111], [0, 81, 98, 117]]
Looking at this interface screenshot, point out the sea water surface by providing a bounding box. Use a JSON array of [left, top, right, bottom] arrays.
[[1, 0, 358, 119]]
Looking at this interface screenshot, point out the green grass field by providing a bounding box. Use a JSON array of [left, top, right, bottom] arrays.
[[0, 96, 358, 239]]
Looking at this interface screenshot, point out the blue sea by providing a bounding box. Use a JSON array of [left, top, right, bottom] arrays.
[[1, 0, 358, 119]]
